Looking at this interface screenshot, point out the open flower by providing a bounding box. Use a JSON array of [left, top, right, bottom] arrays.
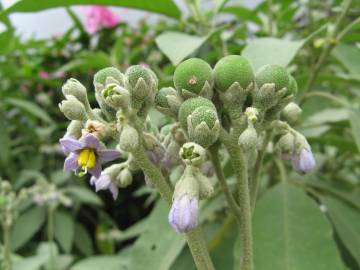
[[168, 195, 198, 233], [60, 133, 120, 178], [84, 5, 120, 33], [292, 148, 316, 175], [90, 172, 118, 200]]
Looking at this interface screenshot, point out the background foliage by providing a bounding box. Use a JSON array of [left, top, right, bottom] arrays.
[[0, 0, 360, 269]]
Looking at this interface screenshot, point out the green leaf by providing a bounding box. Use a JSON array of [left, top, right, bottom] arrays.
[[54, 211, 75, 253], [306, 108, 349, 126], [0, 110, 10, 165], [74, 223, 94, 256], [71, 255, 128, 270], [349, 109, 360, 152], [0, 30, 14, 55], [242, 37, 305, 71], [214, 0, 231, 14], [155, 31, 209, 65], [222, 6, 261, 24], [321, 196, 360, 266], [253, 182, 344, 270], [12, 255, 47, 270], [66, 186, 103, 206], [5, 98, 53, 124], [0, 0, 181, 19], [125, 201, 186, 270], [332, 43, 360, 77], [11, 207, 46, 251]]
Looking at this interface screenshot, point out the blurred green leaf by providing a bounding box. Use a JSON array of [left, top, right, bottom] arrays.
[[0, 29, 14, 55], [66, 186, 103, 206], [0, 110, 10, 165], [74, 223, 94, 256], [5, 98, 53, 124], [0, 0, 181, 19], [156, 31, 209, 65], [222, 6, 261, 24], [349, 109, 360, 152], [253, 182, 344, 270], [54, 211, 75, 253], [332, 43, 360, 78], [321, 196, 360, 267], [71, 255, 128, 270], [11, 207, 46, 251], [306, 108, 349, 126], [12, 255, 47, 270]]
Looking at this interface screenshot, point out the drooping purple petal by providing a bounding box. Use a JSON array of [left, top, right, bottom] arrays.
[[97, 149, 121, 162], [88, 161, 102, 178], [63, 153, 79, 172], [292, 148, 316, 175], [94, 173, 112, 191], [89, 176, 97, 186], [80, 133, 100, 149], [60, 137, 82, 154], [109, 183, 119, 200], [168, 195, 198, 233]]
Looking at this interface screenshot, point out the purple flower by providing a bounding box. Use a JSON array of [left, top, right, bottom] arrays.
[[60, 133, 120, 178], [90, 172, 119, 200], [168, 195, 198, 233], [292, 149, 316, 175]]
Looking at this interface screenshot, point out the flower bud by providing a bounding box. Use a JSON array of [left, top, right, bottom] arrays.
[[281, 102, 302, 123], [119, 125, 139, 152], [115, 168, 133, 188], [65, 120, 83, 139], [155, 87, 182, 117], [94, 67, 124, 87], [253, 83, 287, 112], [214, 55, 254, 91], [287, 75, 298, 96], [82, 120, 107, 139], [62, 78, 89, 106], [102, 83, 130, 110], [238, 124, 258, 151], [179, 142, 207, 167], [59, 95, 87, 121], [178, 97, 216, 129], [292, 148, 316, 175], [173, 58, 214, 99], [275, 132, 295, 160], [187, 106, 220, 148], [196, 172, 214, 200], [255, 64, 290, 91]]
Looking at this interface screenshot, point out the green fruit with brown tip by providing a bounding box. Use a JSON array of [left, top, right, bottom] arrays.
[[214, 55, 254, 91], [173, 58, 213, 95], [178, 97, 216, 128], [255, 64, 290, 91], [94, 67, 122, 85], [126, 65, 153, 88], [287, 75, 298, 96]]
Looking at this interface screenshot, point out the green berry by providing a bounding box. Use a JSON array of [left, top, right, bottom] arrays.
[[126, 65, 152, 88], [173, 58, 213, 95], [287, 75, 298, 96], [191, 106, 218, 129], [255, 65, 290, 91], [214, 55, 254, 91], [155, 87, 176, 108], [94, 67, 122, 85], [178, 97, 216, 128]]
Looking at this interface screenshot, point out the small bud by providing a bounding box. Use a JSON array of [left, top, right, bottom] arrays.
[[94, 67, 124, 87], [82, 120, 107, 139], [65, 120, 83, 139], [196, 172, 214, 200], [115, 168, 133, 188], [102, 84, 130, 110], [125, 65, 154, 90], [292, 148, 316, 175], [59, 95, 87, 121], [238, 124, 258, 151], [282, 102, 302, 123], [179, 142, 207, 167], [173, 58, 214, 99], [62, 78, 89, 106], [255, 64, 290, 91], [155, 87, 182, 117], [275, 132, 295, 159], [119, 125, 139, 152]]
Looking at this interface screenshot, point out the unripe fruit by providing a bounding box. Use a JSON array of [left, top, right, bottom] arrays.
[[125, 65, 152, 88], [255, 64, 290, 91], [214, 55, 254, 91], [173, 58, 213, 95], [155, 87, 176, 108], [178, 97, 216, 128], [191, 106, 218, 129], [94, 67, 122, 85], [287, 75, 298, 96]]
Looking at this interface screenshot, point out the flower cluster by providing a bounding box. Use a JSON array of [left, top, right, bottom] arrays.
[[84, 5, 120, 33]]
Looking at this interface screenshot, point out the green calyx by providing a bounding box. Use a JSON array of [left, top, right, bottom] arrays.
[[173, 58, 213, 96], [255, 64, 290, 91], [125, 65, 153, 89], [287, 75, 298, 96], [191, 106, 218, 129], [94, 67, 123, 86], [178, 97, 216, 129], [214, 55, 254, 91], [155, 87, 177, 108]]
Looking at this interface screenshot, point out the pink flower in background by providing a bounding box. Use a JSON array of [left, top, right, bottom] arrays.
[[84, 5, 120, 33], [39, 71, 50, 79]]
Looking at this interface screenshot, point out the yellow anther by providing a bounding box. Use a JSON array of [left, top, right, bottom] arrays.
[[78, 148, 96, 169]]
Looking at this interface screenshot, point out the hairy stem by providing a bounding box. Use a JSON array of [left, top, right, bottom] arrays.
[[220, 128, 253, 270], [47, 206, 55, 270], [132, 144, 215, 270], [3, 224, 11, 270]]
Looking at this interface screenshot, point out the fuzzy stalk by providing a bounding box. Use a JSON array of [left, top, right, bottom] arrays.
[[2, 224, 11, 270], [47, 206, 56, 270]]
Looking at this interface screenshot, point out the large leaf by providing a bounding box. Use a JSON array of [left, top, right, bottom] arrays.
[[222, 6, 261, 24], [71, 255, 128, 270], [11, 207, 46, 251], [12, 255, 47, 270], [156, 31, 209, 65], [0, 0, 181, 19], [54, 211, 75, 253], [66, 186, 103, 206], [349, 109, 360, 152], [253, 182, 344, 270], [332, 43, 360, 77], [74, 223, 94, 256], [0, 110, 10, 165], [321, 196, 360, 266]]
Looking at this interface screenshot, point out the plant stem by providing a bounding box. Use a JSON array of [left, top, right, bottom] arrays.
[[3, 224, 11, 270], [250, 132, 272, 211], [299, 0, 353, 104], [220, 128, 253, 270], [267, 0, 274, 35], [47, 206, 55, 270], [132, 144, 215, 270], [302, 91, 349, 107]]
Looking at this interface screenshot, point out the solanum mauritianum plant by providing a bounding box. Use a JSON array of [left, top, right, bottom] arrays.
[[58, 55, 315, 270]]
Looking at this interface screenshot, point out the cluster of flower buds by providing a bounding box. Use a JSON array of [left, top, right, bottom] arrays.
[[59, 55, 315, 233]]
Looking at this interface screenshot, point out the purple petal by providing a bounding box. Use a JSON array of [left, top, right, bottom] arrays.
[[90, 176, 96, 186], [97, 149, 121, 162], [88, 161, 102, 178], [60, 137, 82, 154], [64, 153, 79, 172], [80, 134, 100, 149], [168, 196, 198, 233], [94, 173, 111, 191], [109, 183, 119, 200], [292, 149, 316, 175]]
